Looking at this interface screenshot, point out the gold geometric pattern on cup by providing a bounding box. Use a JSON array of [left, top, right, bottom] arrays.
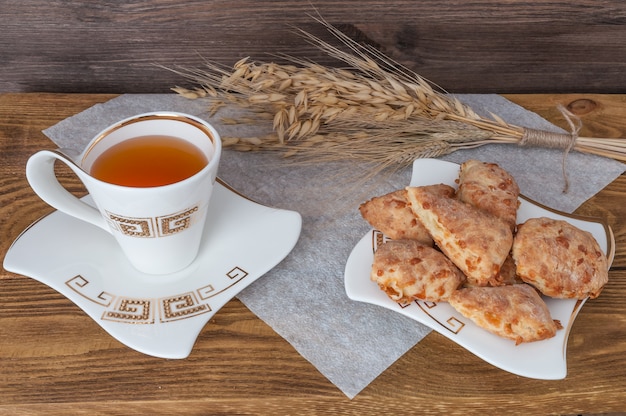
[[102, 298, 154, 324], [157, 206, 199, 237], [159, 292, 211, 323], [106, 211, 155, 238]]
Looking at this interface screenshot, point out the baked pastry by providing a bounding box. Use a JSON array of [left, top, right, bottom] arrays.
[[493, 254, 524, 286], [406, 184, 513, 286], [359, 189, 432, 245], [370, 239, 466, 303], [512, 217, 609, 299], [457, 160, 520, 232], [465, 254, 522, 287], [448, 284, 562, 345]]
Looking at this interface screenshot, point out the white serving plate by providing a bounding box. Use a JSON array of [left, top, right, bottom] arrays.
[[4, 179, 302, 359], [344, 158, 614, 379]]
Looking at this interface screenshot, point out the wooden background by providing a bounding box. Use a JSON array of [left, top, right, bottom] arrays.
[[1, 0, 625, 94]]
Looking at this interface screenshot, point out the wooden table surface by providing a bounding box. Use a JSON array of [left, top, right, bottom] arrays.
[[1, 93, 625, 415], [3, 1, 626, 95]]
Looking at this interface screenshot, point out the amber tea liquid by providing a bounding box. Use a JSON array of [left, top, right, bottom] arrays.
[[90, 135, 208, 187]]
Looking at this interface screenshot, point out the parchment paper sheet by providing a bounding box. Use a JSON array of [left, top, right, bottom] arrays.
[[44, 94, 625, 398]]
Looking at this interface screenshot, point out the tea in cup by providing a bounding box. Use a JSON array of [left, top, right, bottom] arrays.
[[26, 112, 222, 275]]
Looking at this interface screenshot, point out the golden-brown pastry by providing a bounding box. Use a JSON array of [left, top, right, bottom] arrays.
[[512, 217, 609, 299], [370, 239, 466, 303], [359, 189, 433, 245], [493, 254, 524, 286], [467, 254, 522, 287], [406, 184, 513, 286], [457, 160, 520, 232], [448, 284, 562, 345]]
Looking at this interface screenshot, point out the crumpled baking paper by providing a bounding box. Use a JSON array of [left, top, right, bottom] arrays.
[[43, 93, 625, 398]]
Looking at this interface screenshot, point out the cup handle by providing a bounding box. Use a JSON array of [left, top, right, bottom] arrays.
[[26, 149, 110, 233]]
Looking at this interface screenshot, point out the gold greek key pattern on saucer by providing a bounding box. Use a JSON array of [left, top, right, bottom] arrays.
[[66, 275, 114, 307], [159, 292, 211, 323], [227, 266, 248, 280], [157, 206, 199, 236], [196, 284, 216, 299], [65, 266, 251, 325], [197, 267, 249, 300], [106, 212, 155, 238], [103, 298, 154, 324]]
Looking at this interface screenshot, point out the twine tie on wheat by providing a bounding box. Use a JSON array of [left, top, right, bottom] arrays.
[[519, 104, 582, 193]]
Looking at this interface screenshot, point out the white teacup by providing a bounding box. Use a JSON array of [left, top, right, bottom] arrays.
[[26, 112, 222, 275]]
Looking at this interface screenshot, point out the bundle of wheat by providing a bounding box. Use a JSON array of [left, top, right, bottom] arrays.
[[163, 14, 626, 185]]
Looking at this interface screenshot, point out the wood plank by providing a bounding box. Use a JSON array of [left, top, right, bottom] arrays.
[[1, 1, 625, 93]]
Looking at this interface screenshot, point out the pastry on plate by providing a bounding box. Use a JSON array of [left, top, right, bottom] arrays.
[[469, 254, 522, 287], [495, 254, 524, 286], [359, 189, 433, 245], [457, 159, 520, 232], [512, 217, 609, 299], [448, 284, 563, 345], [370, 239, 466, 303], [406, 184, 513, 286]]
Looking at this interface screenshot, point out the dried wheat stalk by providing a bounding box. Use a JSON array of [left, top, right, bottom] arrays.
[[163, 14, 626, 178]]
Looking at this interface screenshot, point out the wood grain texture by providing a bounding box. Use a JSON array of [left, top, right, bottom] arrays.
[[1, 93, 626, 415], [1, 1, 626, 94]]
